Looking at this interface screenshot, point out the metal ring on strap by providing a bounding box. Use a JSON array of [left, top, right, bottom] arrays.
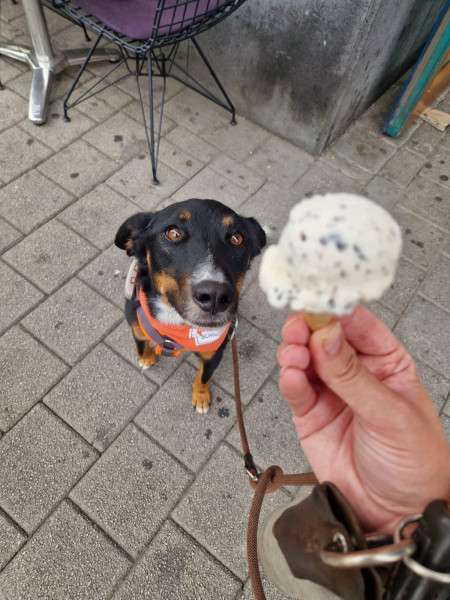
[[394, 513, 450, 584], [320, 536, 416, 568]]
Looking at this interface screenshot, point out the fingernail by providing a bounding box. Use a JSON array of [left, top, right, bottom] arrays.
[[322, 322, 342, 355]]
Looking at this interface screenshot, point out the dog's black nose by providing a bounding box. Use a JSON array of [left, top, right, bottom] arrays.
[[192, 281, 235, 314]]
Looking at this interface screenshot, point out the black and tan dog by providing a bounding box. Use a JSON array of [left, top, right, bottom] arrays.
[[115, 198, 266, 414]]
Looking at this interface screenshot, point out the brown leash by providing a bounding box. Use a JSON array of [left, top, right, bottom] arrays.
[[231, 335, 318, 599]]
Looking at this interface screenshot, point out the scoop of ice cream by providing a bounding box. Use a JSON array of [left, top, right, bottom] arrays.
[[259, 193, 402, 314]]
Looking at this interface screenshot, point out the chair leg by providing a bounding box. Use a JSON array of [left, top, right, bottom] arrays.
[[190, 37, 236, 125]]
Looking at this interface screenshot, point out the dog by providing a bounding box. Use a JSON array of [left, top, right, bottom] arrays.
[[115, 198, 266, 414]]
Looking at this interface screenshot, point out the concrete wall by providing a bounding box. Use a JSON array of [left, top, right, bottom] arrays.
[[190, 0, 447, 155]]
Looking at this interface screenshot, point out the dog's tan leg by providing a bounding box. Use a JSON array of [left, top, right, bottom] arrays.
[[191, 352, 215, 414], [132, 323, 158, 369]]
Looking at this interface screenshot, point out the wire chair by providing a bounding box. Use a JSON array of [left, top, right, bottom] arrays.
[[44, 0, 248, 184]]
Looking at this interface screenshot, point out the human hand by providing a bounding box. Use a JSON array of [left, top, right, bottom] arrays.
[[277, 306, 450, 533]]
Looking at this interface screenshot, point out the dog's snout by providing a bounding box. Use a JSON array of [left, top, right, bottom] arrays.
[[192, 280, 235, 315]]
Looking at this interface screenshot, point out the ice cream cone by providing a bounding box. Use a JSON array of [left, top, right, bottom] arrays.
[[304, 312, 334, 331]]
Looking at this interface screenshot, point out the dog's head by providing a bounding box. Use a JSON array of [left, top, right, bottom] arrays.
[[115, 199, 266, 328]]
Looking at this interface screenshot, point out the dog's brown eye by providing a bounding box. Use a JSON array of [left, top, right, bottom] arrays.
[[230, 232, 244, 246], [165, 227, 183, 242]]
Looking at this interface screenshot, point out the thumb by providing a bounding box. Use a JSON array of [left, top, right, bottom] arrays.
[[310, 321, 400, 418]]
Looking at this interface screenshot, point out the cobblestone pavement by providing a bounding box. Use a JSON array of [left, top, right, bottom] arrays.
[[1, 4, 449, 599]]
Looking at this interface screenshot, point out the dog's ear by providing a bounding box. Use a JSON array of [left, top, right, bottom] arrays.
[[115, 212, 153, 256], [245, 217, 267, 258]]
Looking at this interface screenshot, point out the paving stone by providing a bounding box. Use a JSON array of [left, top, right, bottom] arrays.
[[378, 147, 425, 187], [363, 175, 405, 214], [331, 124, 396, 174], [0, 125, 53, 184], [164, 88, 231, 135], [7, 68, 73, 105], [418, 146, 450, 188], [227, 379, 310, 475], [165, 124, 220, 163], [415, 360, 450, 414], [114, 519, 241, 599], [122, 101, 176, 138], [172, 443, 291, 580], [320, 150, 373, 185], [106, 154, 186, 208], [0, 217, 21, 252], [82, 112, 149, 164], [201, 115, 271, 162], [379, 256, 425, 314], [3, 220, 97, 294], [0, 404, 97, 533], [245, 135, 314, 189], [209, 153, 266, 194], [0, 261, 43, 334], [187, 317, 278, 405], [401, 176, 450, 230], [21, 278, 122, 365], [405, 121, 446, 157], [0, 326, 67, 432], [0, 501, 131, 600], [172, 166, 250, 209], [290, 160, 364, 198], [68, 78, 134, 123], [20, 102, 96, 151], [0, 170, 74, 234], [104, 318, 188, 386], [0, 88, 28, 131], [78, 243, 132, 308], [394, 296, 450, 379], [156, 137, 205, 179], [441, 413, 450, 444], [419, 253, 450, 313], [70, 424, 192, 558], [58, 183, 138, 250], [38, 139, 116, 196], [45, 344, 156, 451], [135, 361, 235, 472], [393, 206, 447, 269], [362, 301, 398, 330], [240, 278, 291, 343], [0, 511, 27, 572], [240, 182, 299, 241]]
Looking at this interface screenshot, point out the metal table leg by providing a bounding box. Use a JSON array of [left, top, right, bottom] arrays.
[[0, 0, 119, 124]]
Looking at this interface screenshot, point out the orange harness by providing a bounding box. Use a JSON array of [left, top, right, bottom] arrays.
[[135, 285, 232, 357]]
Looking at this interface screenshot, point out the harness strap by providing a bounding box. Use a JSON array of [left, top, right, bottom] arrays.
[[134, 288, 185, 356]]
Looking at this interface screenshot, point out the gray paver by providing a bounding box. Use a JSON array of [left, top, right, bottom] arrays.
[[0, 170, 73, 234], [44, 344, 156, 451], [0, 511, 27, 572], [420, 253, 450, 312], [0, 404, 97, 533], [401, 175, 450, 229], [418, 146, 450, 188], [0, 125, 53, 184], [38, 139, 117, 196], [0, 218, 21, 253], [21, 277, 122, 365], [172, 442, 291, 580], [362, 175, 405, 214], [290, 159, 364, 198], [331, 124, 397, 174], [0, 88, 28, 131], [0, 261, 43, 334], [394, 296, 450, 379], [245, 135, 314, 189], [379, 256, 425, 314], [378, 146, 425, 187], [3, 219, 97, 294], [0, 501, 131, 600], [227, 379, 310, 475], [165, 124, 219, 163], [70, 424, 192, 558], [58, 183, 138, 250], [415, 360, 450, 414], [113, 520, 241, 600], [0, 326, 67, 432], [135, 361, 235, 472], [405, 121, 448, 156]]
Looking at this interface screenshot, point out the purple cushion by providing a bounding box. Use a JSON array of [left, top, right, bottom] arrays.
[[72, 0, 230, 40]]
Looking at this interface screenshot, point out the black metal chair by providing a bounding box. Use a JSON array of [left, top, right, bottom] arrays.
[[43, 0, 248, 184]]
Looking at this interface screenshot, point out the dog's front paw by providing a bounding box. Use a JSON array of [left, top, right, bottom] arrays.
[[136, 345, 157, 370], [191, 385, 211, 415]]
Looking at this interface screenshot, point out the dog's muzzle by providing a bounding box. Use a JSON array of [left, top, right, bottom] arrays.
[[192, 280, 236, 315]]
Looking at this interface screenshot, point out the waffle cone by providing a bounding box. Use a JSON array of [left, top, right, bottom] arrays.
[[304, 313, 334, 331]]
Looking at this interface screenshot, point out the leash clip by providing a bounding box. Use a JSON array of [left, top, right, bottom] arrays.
[[228, 315, 239, 341]]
